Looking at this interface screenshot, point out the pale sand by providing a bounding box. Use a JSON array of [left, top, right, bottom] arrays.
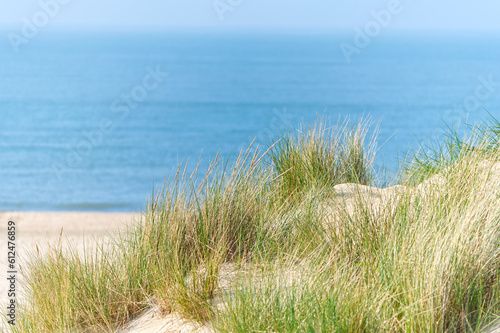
[[3, 160, 500, 332], [0, 212, 214, 332], [0, 212, 137, 331]]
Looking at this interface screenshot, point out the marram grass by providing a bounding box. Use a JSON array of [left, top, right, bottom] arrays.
[[269, 116, 377, 199], [12, 117, 500, 332]]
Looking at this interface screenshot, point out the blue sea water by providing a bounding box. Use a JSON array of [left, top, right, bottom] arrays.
[[1, 30, 500, 212]]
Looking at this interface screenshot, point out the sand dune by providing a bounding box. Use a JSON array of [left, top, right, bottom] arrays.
[[6, 160, 500, 332]]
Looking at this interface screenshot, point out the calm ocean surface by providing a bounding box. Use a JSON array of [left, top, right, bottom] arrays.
[[1, 31, 500, 212]]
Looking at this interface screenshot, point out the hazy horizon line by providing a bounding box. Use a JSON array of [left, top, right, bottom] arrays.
[[2, 24, 500, 36]]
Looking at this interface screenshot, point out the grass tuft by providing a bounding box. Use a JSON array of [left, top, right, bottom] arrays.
[[269, 116, 377, 200], [13, 116, 500, 332]]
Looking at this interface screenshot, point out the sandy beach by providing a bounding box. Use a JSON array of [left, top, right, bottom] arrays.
[[0, 211, 138, 312]]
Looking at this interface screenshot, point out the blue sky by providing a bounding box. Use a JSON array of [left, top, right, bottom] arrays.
[[1, 0, 499, 31]]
